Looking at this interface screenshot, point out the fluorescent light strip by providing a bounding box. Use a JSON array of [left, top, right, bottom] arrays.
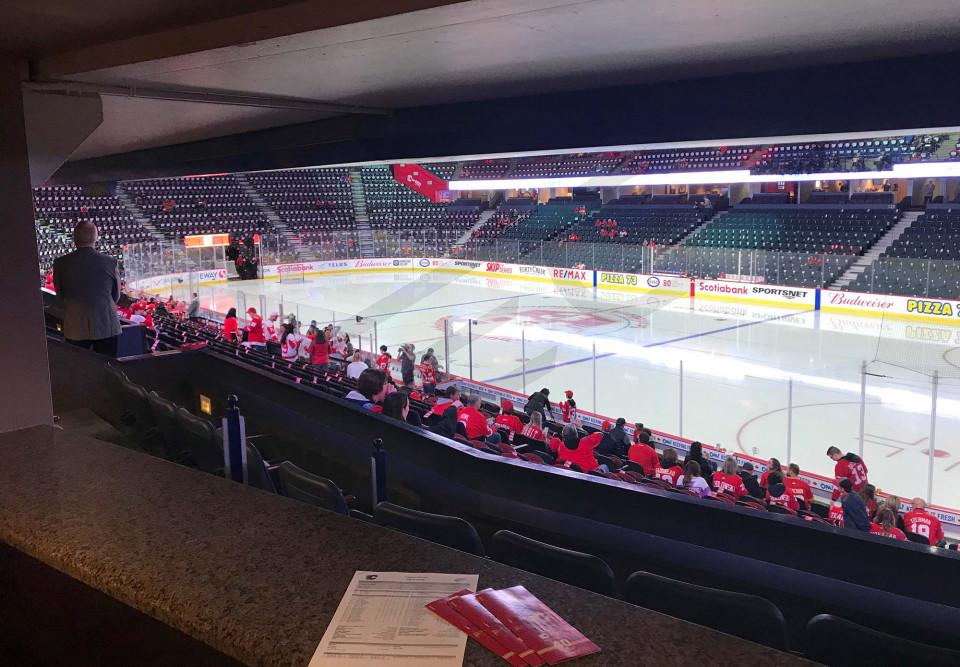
[[447, 162, 960, 191]]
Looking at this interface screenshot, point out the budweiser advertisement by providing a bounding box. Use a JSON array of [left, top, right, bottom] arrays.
[[392, 163, 453, 202]]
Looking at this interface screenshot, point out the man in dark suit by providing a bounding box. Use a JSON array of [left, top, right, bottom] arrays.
[[53, 221, 122, 356]]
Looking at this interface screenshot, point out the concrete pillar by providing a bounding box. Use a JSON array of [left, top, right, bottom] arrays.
[[0, 61, 54, 432]]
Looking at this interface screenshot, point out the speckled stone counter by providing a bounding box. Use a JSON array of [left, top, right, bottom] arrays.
[[0, 426, 812, 666]]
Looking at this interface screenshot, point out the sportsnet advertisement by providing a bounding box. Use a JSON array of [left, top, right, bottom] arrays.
[[694, 279, 817, 308], [821, 289, 960, 324], [597, 271, 691, 295]]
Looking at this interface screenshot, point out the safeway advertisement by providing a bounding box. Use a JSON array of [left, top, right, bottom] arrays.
[[391, 163, 451, 202]]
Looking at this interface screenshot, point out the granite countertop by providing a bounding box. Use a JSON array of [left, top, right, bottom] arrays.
[[0, 426, 812, 666]]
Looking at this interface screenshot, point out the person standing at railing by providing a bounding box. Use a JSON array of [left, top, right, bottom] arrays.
[[223, 308, 241, 343]]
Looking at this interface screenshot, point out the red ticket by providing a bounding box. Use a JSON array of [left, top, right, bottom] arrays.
[[476, 586, 600, 664], [448, 590, 544, 666], [426, 589, 526, 667]]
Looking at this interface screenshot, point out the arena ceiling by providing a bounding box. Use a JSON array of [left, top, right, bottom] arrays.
[[6, 0, 960, 163]]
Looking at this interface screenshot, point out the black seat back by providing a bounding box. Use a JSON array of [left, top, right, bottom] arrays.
[[803, 614, 960, 666], [491, 530, 617, 596], [374, 502, 485, 556], [245, 442, 277, 494], [624, 570, 788, 649], [175, 407, 224, 475], [146, 391, 185, 458], [276, 461, 348, 515]]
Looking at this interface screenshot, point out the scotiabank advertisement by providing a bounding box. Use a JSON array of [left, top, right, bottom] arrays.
[[694, 279, 817, 307], [820, 289, 960, 322], [597, 271, 691, 295], [391, 163, 450, 202]]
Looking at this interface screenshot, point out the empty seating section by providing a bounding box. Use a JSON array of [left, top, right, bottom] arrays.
[[848, 210, 960, 297], [246, 168, 358, 254], [687, 208, 896, 254], [512, 153, 621, 177], [122, 175, 270, 241], [460, 159, 511, 179], [752, 135, 947, 174], [362, 165, 480, 234], [622, 146, 755, 173], [33, 186, 149, 270]]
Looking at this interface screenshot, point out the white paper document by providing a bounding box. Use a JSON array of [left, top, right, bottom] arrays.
[[309, 571, 480, 666]]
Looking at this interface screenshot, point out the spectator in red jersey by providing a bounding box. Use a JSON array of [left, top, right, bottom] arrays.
[[308, 326, 331, 368], [828, 500, 844, 527], [903, 497, 945, 547], [766, 471, 799, 511], [870, 509, 906, 541], [860, 484, 879, 520], [784, 463, 814, 510], [44, 269, 54, 290], [520, 411, 547, 443], [759, 458, 782, 490], [243, 307, 266, 346], [560, 390, 576, 423], [494, 400, 524, 436], [458, 395, 490, 441], [827, 446, 869, 493], [430, 386, 462, 418], [628, 430, 660, 475], [344, 368, 388, 411], [556, 424, 598, 473], [419, 357, 437, 394], [376, 345, 392, 371], [738, 461, 764, 499], [579, 422, 605, 452], [654, 447, 683, 485], [839, 478, 870, 532], [712, 457, 747, 497], [676, 461, 711, 497], [223, 307, 240, 343], [547, 426, 563, 454]]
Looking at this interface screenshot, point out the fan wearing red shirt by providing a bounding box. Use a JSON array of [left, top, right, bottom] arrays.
[[784, 463, 814, 509], [244, 307, 266, 344], [579, 422, 606, 452], [458, 395, 490, 441], [654, 447, 683, 486], [309, 327, 330, 367], [493, 400, 524, 435], [903, 497, 945, 546], [827, 446, 869, 493], [765, 471, 799, 511], [223, 307, 240, 343], [419, 361, 437, 393], [560, 390, 575, 423], [828, 501, 844, 527], [759, 458, 783, 490], [712, 457, 748, 497], [519, 411, 547, 443], [627, 430, 660, 475], [870, 508, 907, 541], [556, 424, 598, 473], [375, 345, 392, 371]]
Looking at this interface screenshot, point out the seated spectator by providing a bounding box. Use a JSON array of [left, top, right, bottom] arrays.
[[520, 411, 546, 443], [870, 508, 907, 541], [430, 386, 463, 417], [596, 418, 630, 459], [345, 351, 368, 379], [676, 461, 711, 497], [860, 483, 879, 520], [580, 423, 605, 451], [839, 478, 870, 532], [765, 471, 799, 511], [547, 426, 563, 453], [760, 458, 782, 490], [398, 379, 421, 402], [430, 405, 459, 438], [784, 463, 814, 510], [382, 392, 410, 423], [903, 497, 945, 546], [828, 500, 844, 527], [827, 446, 869, 493], [881, 495, 906, 532], [627, 430, 659, 475], [556, 424, 598, 473], [685, 441, 715, 481], [493, 400, 524, 436], [712, 457, 747, 497], [654, 447, 683, 486], [458, 395, 490, 441], [738, 461, 764, 499], [344, 368, 388, 411]]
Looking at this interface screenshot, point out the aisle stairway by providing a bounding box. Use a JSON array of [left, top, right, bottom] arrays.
[[235, 173, 309, 259], [349, 168, 374, 258], [828, 210, 921, 290], [116, 188, 167, 241], [454, 209, 497, 246]]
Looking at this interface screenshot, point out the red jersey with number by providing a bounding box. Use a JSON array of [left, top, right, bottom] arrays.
[[628, 443, 660, 475], [281, 335, 303, 361], [829, 504, 844, 527], [835, 457, 869, 491], [376, 353, 391, 370], [903, 509, 944, 546], [420, 363, 436, 386], [494, 413, 524, 433], [557, 442, 598, 473], [784, 477, 814, 506], [767, 488, 799, 511], [654, 465, 682, 485], [458, 406, 490, 440], [520, 424, 545, 442], [712, 472, 747, 497], [245, 315, 265, 343], [869, 523, 906, 540]]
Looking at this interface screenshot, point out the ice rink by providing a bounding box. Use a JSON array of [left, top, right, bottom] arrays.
[[192, 269, 960, 510]]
